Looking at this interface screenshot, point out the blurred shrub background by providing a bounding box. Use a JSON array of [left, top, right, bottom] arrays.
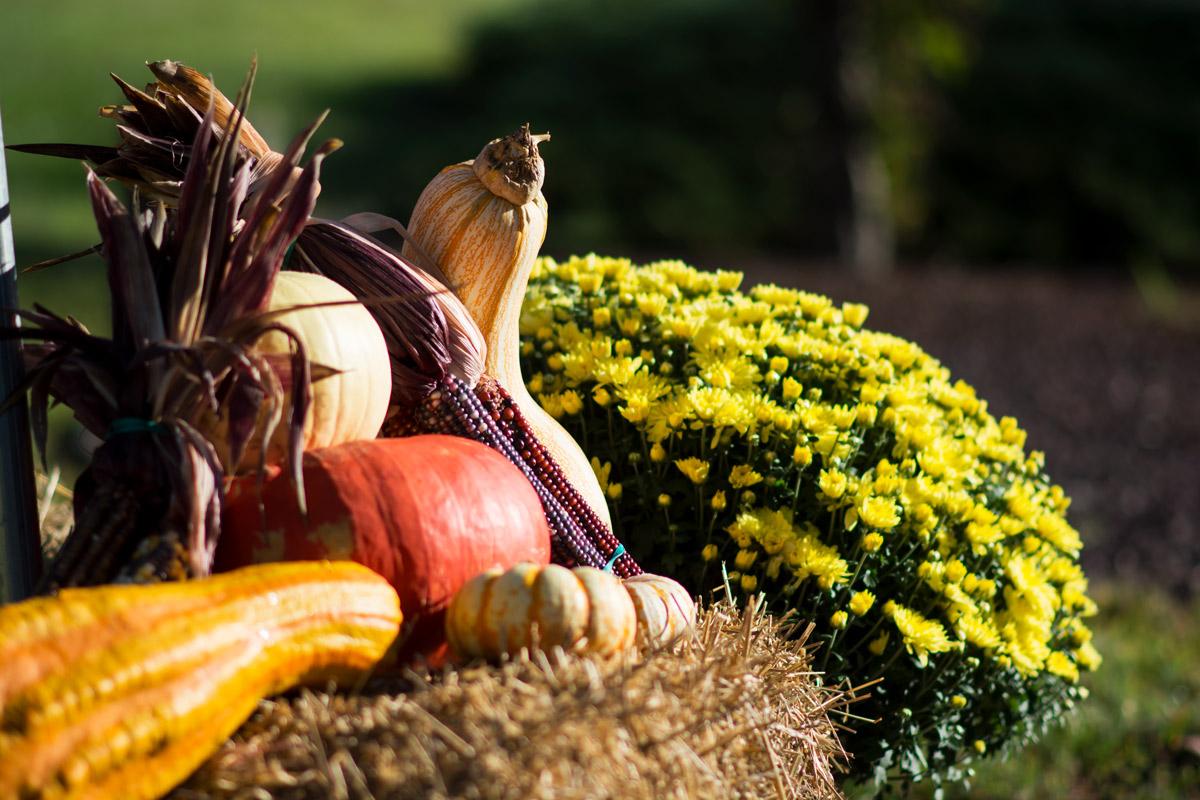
[[6, 0, 1200, 279], [2, 0, 1198, 795]]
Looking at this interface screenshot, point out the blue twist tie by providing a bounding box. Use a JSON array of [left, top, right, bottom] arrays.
[[602, 543, 626, 574], [107, 417, 165, 439]]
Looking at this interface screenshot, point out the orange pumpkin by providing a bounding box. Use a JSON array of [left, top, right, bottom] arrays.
[[446, 563, 637, 659], [216, 436, 551, 662], [624, 574, 696, 649]]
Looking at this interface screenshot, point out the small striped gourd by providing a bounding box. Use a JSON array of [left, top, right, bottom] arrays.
[[401, 126, 612, 531], [0, 561, 401, 800], [446, 563, 637, 659], [623, 573, 697, 649]]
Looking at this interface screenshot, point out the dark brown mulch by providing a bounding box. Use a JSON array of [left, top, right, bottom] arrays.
[[739, 263, 1200, 596]]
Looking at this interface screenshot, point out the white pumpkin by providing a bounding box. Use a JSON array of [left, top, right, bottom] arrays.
[[624, 574, 697, 648]]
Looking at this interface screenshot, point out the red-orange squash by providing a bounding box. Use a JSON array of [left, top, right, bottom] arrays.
[[216, 436, 551, 661]]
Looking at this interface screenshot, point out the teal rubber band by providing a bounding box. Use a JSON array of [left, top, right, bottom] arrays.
[[107, 417, 165, 439], [602, 543, 626, 573]]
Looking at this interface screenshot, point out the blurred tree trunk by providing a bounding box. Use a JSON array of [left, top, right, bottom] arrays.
[[820, 0, 896, 278]]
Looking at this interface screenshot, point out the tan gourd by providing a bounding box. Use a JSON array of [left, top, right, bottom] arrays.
[[0, 561, 401, 800], [624, 573, 697, 649], [215, 270, 392, 469], [402, 126, 612, 530], [446, 562, 637, 658]]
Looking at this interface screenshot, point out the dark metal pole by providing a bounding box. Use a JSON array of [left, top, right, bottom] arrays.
[[0, 107, 44, 602]]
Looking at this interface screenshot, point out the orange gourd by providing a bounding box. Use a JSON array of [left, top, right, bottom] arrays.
[[216, 436, 551, 661], [446, 562, 637, 659]]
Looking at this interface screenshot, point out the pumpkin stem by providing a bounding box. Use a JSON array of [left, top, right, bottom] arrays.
[[472, 123, 550, 206]]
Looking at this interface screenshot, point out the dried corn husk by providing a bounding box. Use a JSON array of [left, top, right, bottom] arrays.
[[2, 66, 335, 588]]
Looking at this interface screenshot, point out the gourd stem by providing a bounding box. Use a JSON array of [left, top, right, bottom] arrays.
[[471, 123, 549, 207]]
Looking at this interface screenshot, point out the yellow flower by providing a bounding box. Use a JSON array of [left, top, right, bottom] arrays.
[[607, 483, 623, 500], [675, 457, 710, 485], [945, 559, 967, 583], [856, 496, 901, 530], [701, 543, 719, 561], [716, 270, 744, 291], [657, 493, 672, 508], [636, 293, 667, 316], [818, 469, 848, 500], [782, 377, 803, 401], [974, 740, 987, 755], [592, 306, 612, 327], [1075, 641, 1102, 671], [728, 465, 763, 489], [650, 442, 667, 462], [792, 445, 813, 466], [590, 457, 612, 491], [830, 611, 849, 629], [740, 574, 758, 592], [735, 549, 757, 570], [561, 390, 583, 416], [576, 272, 603, 293], [842, 302, 869, 328], [769, 356, 789, 373], [869, 632, 890, 656], [861, 533, 884, 552], [849, 590, 875, 616], [539, 393, 565, 419], [888, 602, 958, 667], [617, 311, 642, 336], [856, 403, 878, 425], [592, 386, 612, 407], [1045, 651, 1079, 682], [950, 695, 967, 709]]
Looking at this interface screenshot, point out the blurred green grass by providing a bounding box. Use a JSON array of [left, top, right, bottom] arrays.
[[1, 0, 528, 477]]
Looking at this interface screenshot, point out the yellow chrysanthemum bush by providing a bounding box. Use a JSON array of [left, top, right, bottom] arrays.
[[520, 255, 1101, 789]]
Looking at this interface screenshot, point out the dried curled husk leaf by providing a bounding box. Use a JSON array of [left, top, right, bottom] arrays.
[[10, 59, 484, 410], [1, 65, 338, 589]]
